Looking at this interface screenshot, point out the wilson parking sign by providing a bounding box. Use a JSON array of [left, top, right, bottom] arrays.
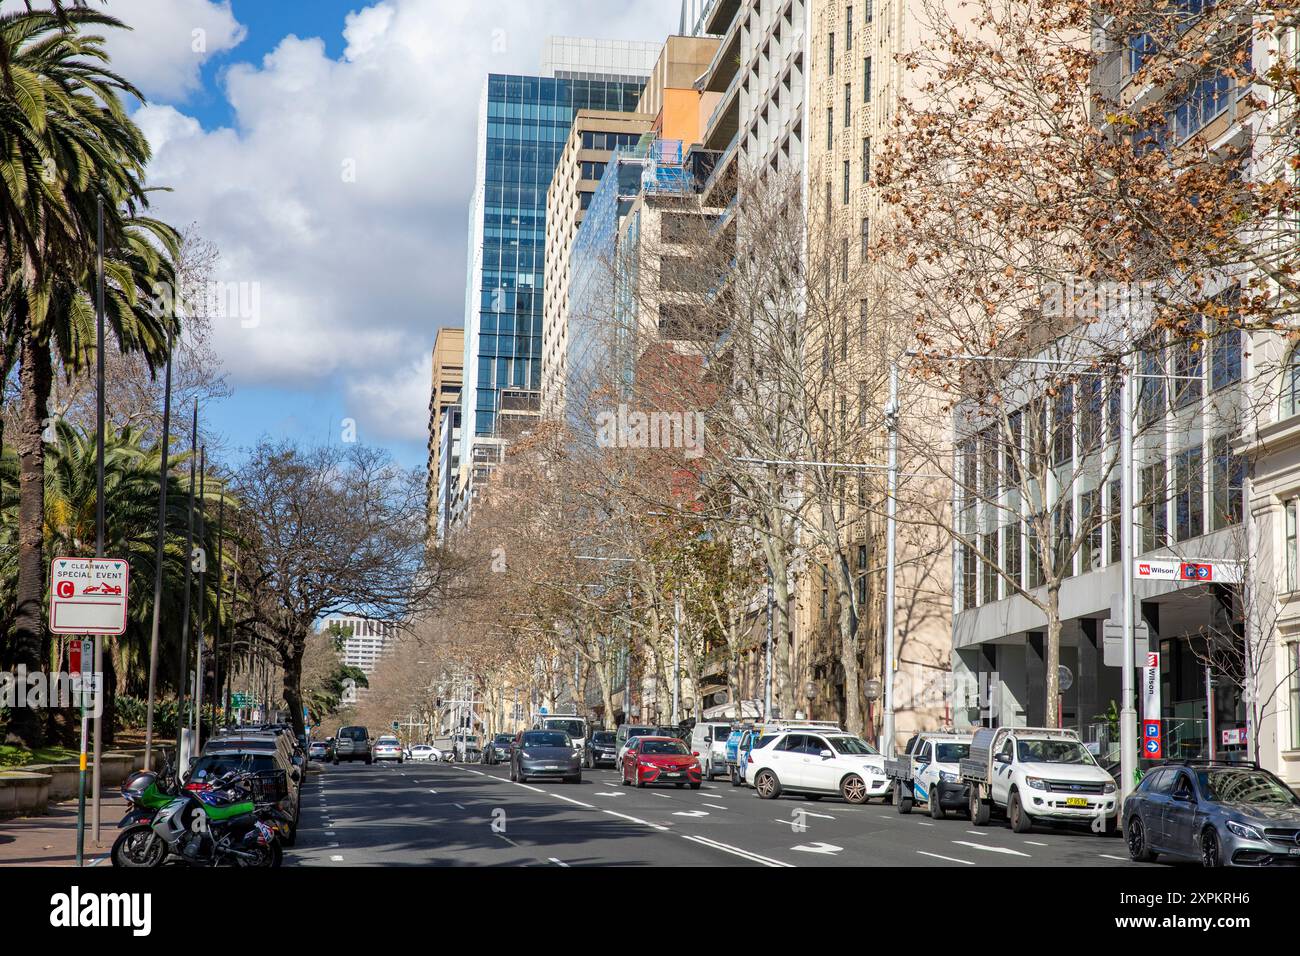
[[49, 557, 130, 636]]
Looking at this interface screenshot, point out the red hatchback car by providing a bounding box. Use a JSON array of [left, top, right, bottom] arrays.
[[621, 736, 702, 789]]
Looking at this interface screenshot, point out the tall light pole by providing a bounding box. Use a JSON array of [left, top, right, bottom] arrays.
[[882, 363, 899, 755], [672, 589, 681, 724], [1118, 363, 1138, 803], [143, 324, 174, 771]]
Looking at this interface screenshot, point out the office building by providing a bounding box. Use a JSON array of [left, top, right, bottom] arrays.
[[426, 327, 464, 541]]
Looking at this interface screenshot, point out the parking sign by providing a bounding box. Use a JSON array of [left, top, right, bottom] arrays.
[[49, 557, 130, 636]]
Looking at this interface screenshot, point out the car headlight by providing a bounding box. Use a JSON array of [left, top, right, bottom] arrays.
[[1103, 782, 1116, 794], [1026, 777, 1048, 791], [521, 752, 531, 759], [1226, 820, 1263, 841], [939, 771, 958, 783]]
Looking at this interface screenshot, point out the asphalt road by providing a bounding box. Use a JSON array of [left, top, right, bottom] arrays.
[[286, 759, 1156, 867]]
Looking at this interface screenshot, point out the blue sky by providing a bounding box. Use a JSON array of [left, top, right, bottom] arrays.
[[38, 0, 680, 473]]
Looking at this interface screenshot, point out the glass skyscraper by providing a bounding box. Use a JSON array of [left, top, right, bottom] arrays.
[[458, 39, 658, 516]]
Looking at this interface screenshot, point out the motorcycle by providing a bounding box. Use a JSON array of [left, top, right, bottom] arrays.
[[111, 769, 288, 868]]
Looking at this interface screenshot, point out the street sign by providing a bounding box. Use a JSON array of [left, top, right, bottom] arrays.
[[1221, 727, 1247, 747], [68, 639, 85, 675], [1133, 559, 1243, 584], [49, 557, 130, 635], [1141, 652, 1162, 760], [1101, 620, 1149, 667]]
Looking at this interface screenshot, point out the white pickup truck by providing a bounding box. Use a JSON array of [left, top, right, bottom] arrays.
[[883, 731, 973, 819], [960, 727, 1118, 834]]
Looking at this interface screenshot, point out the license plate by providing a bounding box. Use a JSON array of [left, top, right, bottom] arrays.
[[1289, 848, 1300, 857], [1065, 796, 1089, 808], [665, 772, 682, 778]]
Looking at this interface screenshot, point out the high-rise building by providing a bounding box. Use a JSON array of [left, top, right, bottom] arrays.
[[458, 38, 659, 521], [427, 327, 464, 541], [320, 616, 398, 676]]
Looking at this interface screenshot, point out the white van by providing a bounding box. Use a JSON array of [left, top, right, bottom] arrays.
[[532, 714, 588, 755], [690, 722, 734, 780]]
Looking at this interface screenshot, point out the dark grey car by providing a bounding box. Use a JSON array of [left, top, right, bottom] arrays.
[[1124, 762, 1300, 867], [510, 730, 582, 784]]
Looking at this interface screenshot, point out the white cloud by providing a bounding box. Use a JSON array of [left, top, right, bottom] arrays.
[[133, 0, 680, 444]]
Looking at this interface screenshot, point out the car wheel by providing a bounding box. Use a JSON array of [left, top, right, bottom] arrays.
[[729, 766, 740, 787], [1009, 791, 1033, 833], [332, 758, 339, 766], [635, 773, 646, 789], [690, 782, 701, 790], [754, 769, 781, 800], [509, 764, 517, 782], [969, 787, 991, 825], [929, 791, 946, 820], [518, 772, 528, 784], [1200, 827, 1223, 868], [1126, 815, 1155, 862], [365, 757, 373, 765], [840, 774, 869, 805], [895, 781, 913, 814], [675, 782, 685, 788], [621, 772, 630, 786]]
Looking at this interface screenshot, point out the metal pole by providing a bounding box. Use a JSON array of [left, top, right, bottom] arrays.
[[143, 326, 173, 770], [194, 449, 207, 751], [211, 494, 224, 740], [226, 545, 239, 728], [1119, 368, 1138, 803], [90, 195, 107, 847], [764, 570, 773, 719], [175, 402, 197, 773], [883, 363, 898, 755], [672, 590, 681, 725], [1206, 664, 1216, 761]]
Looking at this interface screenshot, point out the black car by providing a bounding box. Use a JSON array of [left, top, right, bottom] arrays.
[[484, 733, 513, 765], [585, 730, 618, 768]]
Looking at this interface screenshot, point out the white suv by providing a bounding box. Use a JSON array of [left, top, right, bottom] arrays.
[[748, 730, 889, 804]]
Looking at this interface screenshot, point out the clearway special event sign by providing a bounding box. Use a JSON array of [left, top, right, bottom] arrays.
[[49, 557, 130, 635]]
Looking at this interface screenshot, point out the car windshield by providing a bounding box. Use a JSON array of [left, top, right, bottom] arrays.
[[935, 743, 971, 762], [642, 740, 688, 755], [544, 719, 585, 737], [494, 735, 512, 744], [826, 736, 878, 755], [339, 728, 367, 740], [592, 732, 615, 744], [625, 727, 655, 740], [523, 732, 570, 747], [1016, 740, 1094, 765], [377, 738, 398, 745], [190, 754, 277, 778], [1197, 769, 1300, 807]]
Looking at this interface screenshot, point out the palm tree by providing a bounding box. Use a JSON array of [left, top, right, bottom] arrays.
[[0, 9, 178, 745]]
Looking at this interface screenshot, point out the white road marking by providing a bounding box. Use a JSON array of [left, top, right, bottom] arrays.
[[791, 842, 843, 855], [549, 857, 570, 867], [673, 810, 710, 818], [802, 811, 836, 820], [1099, 854, 1131, 862], [548, 792, 595, 809], [915, 821, 934, 826], [652, 793, 672, 799], [454, 803, 466, 810], [952, 840, 1031, 857], [593, 791, 624, 797], [329, 854, 344, 861], [682, 834, 795, 868], [917, 850, 975, 865], [495, 833, 520, 847], [428, 789, 438, 795], [702, 803, 728, 810], [602, 809, 670, 832], [1025, 840, 1049, 846], [324, 831, 335, 836], [964, 830, 989, 836]]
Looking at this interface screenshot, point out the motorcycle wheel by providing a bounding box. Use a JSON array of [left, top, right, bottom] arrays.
[[237, 840, 283, 868], [111, 825, 166, 868]]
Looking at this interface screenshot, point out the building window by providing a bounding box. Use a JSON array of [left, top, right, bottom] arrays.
[[1210, 318, 1241, 391], [820, 564, 829, 619], [859, 298, 869, 339], [1081, 487, 1102, 572], [862, 136, 871, 182], [1079, 376, 1102, 453], [1141, 459, 1168, 553], [1003, 522, 1022, 591], [980, 533, 998, 604], [828, 32, 835, 74], [846, 7, 854, 48], [825, 180, 832, 223], [1026, 514, 1045, 589], [1173, 444, 1204, 542], [827, 107, 834, 150], [1052, 384, 1073, 467], [1287, 500, 1298, 591], [860, 217, 869, 260], [1211, 434, 1244, 530], [1284, 347, 1300, 419], [1138, 335, 1165, 426], [1289, 643, 1300, 749], [845, 83, 852, 125], [843, 160, 850, 203], [1170, 316, 1203, 409], [863, 57, 872, 101], [1108, 479, 1122, 563], [841, 237, 849, 283], [866, 0, 873, 22], [962, 544, 977, 610]]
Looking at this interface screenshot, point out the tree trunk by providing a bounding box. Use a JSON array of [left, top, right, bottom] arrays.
[[592, 654, 615, 731], [834, 552, 862, 736], [768, 543, 793, 717], [1045, 587, 1062, 728], [8, 332, 52, 747], [281, 637, 306, 737]]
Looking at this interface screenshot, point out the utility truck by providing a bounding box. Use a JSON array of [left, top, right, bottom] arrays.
[[959, 726, 1118, 834], [883, 731, 973, 819]]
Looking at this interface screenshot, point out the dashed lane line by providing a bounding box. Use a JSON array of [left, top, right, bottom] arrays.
[[681, 834, 795, 868], [917, 850, 975, 865], [951, 840, 1031, 857]]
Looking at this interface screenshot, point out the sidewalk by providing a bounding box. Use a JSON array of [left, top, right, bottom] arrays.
[[0, 788, 122, 867]]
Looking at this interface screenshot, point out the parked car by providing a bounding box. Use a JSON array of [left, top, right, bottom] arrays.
[[614, 724, 658, 771], [334, 726, 373, 764], [621, 736, 701, 789], [1124, 761, 1300, 866], [374, 736, 404, 763], [510, 730, 582, 784], [484, 733, 513, 765], [961, 726, 1117, 833], [186, 749, 300, 845], [747, 728, 887, 804], [585, 730, 618, 768], [884, 731, 973, 819], [690, 722, 734, 781], [407, 744, 440, 762]]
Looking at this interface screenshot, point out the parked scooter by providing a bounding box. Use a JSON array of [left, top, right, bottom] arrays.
[[111, 769, 288, 867]]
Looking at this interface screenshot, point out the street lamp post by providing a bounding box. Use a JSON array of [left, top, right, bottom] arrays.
[[883, 363, 899, 755]]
